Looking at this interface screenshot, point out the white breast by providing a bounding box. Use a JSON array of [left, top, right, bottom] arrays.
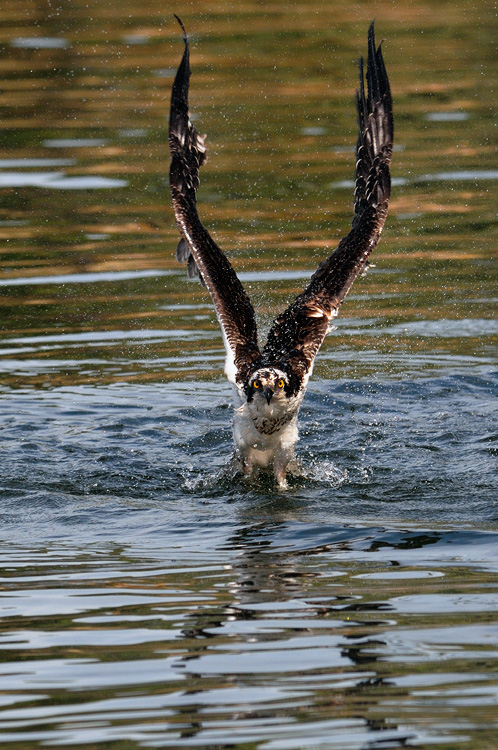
[[231, 386, 302, 473]]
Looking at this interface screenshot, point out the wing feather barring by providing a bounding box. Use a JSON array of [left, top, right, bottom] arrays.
[[169, 19, 393, 488]]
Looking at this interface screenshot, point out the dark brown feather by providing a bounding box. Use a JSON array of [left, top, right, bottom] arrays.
[[261, 21, 393, 382], [168, 17, 261, 383], [169, 20, 392, 391]]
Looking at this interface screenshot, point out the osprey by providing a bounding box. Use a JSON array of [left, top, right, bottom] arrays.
[[169, 18, 393, 488]]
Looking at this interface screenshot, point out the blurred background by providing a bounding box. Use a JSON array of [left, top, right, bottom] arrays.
[[0, 0, 495, 387]]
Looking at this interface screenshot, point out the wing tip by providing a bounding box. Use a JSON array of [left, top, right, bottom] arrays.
[[173, 14, 188, 43], [360, 20, 393, 134]]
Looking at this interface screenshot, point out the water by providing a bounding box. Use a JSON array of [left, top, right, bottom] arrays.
[[0, 0, 497, 748]]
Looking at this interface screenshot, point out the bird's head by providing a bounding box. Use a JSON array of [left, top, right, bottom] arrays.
[[247, 368, 290, 405]]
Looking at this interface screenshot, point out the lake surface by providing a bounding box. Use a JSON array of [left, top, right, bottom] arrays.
[[0, 1, 497, 748]]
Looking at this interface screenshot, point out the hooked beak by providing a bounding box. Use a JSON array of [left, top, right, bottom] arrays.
[[262, 386, 274, 405]]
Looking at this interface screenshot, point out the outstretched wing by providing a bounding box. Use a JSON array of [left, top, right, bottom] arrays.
[[169, 16, 261, 384], [262, 22, 393, 383]]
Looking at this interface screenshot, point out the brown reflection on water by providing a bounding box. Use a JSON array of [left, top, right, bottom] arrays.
[[0, 0, 496, 388]]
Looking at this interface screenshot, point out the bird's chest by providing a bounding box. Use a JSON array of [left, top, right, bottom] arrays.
[[251, 412, 293, 436], [234, 398, 298, 448]]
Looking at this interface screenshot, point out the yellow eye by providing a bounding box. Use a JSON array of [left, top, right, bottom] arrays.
[[253, 381, 260, 389], [278, 379, 284, 388]]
